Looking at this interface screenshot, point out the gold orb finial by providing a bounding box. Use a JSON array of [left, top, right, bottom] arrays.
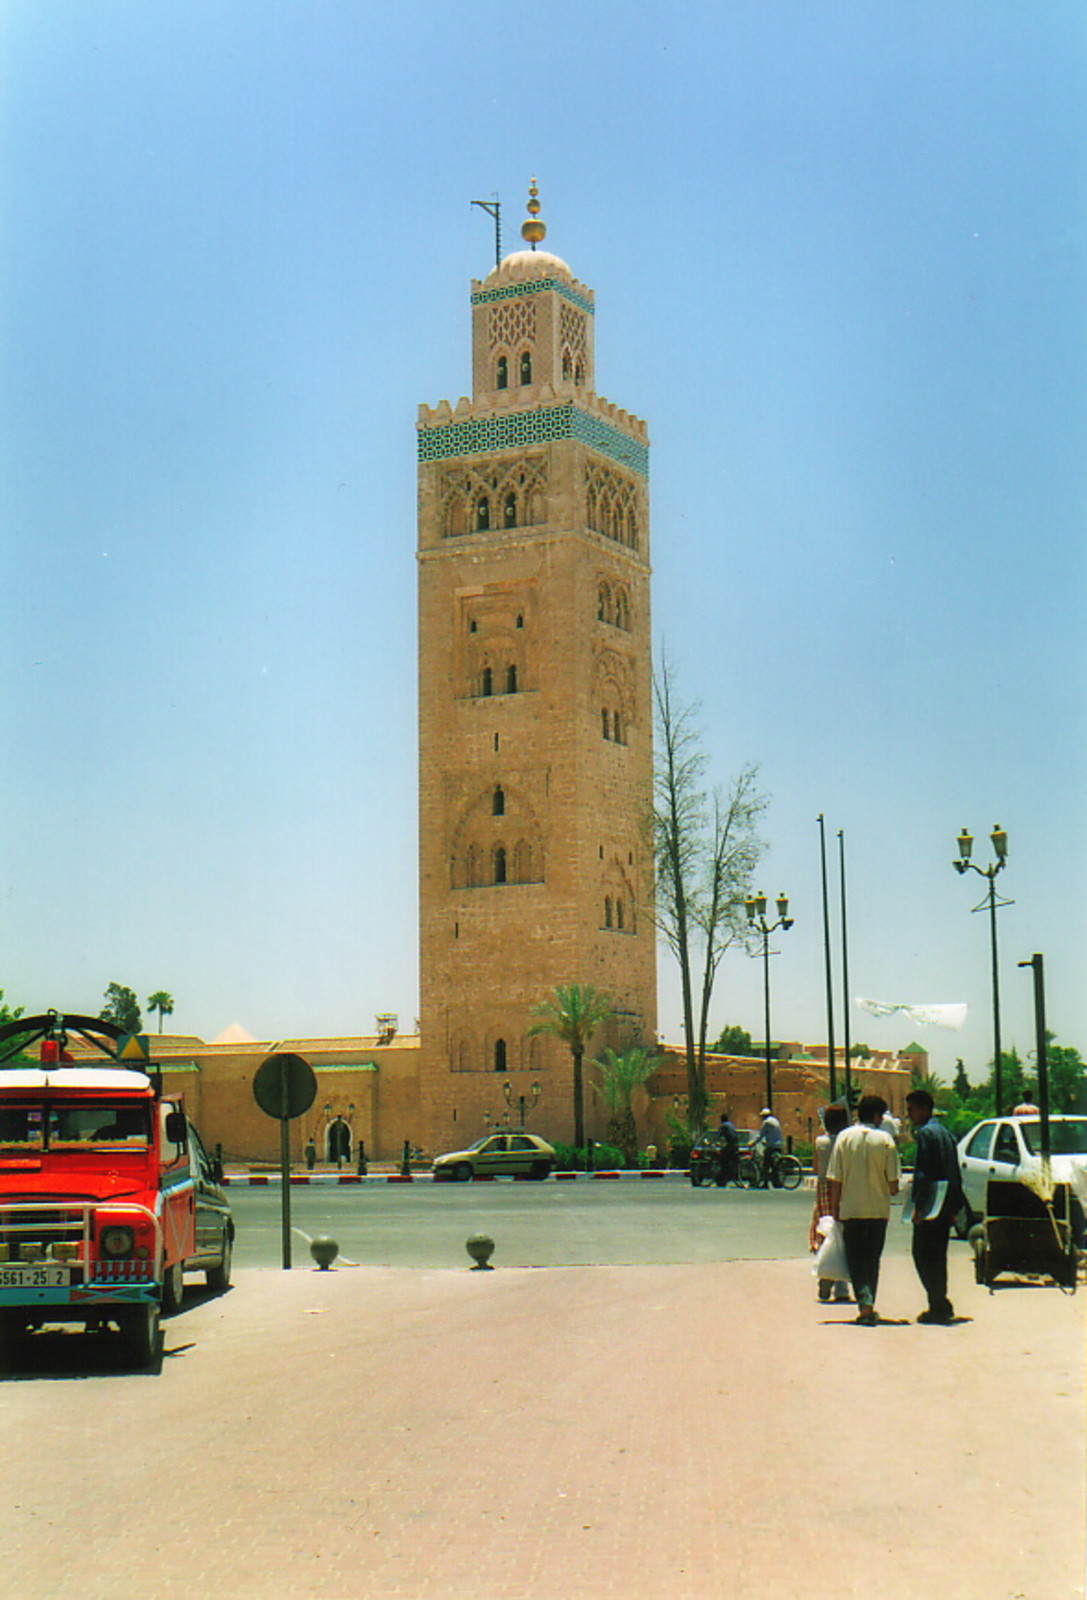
[[521, 177, 546, 249]]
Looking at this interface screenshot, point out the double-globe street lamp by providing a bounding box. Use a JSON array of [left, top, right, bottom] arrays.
[[745, 892, 794, 1113], [953, 825, 1011, 1113]]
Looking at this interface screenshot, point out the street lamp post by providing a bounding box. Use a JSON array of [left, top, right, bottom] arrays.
[[503, 1079, 542, 1128], [953, 825, 1011, 1113], [745, 892, 794, 1112]]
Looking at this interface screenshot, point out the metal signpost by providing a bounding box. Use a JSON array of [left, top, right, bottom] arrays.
[[252, 1053, 317, 1269]]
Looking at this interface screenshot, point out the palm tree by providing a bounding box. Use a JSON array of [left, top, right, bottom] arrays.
[[147, 991, 175, 1034], [528, 983, 614, 1150], [593, 1045, 661, 1166]]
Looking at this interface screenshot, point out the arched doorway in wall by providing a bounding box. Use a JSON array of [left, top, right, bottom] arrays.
[[327, 1118, 352, 1165]]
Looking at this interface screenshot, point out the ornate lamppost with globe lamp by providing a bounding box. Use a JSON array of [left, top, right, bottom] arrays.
[[953, 825, 1011, 1114]]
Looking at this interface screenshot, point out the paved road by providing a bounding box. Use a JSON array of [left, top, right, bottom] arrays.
[[2, 1253, 1082, 1600], [229, 1179, 925, 1269]]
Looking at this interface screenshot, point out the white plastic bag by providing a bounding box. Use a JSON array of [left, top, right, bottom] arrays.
[[812, 1215, 849, 1282]]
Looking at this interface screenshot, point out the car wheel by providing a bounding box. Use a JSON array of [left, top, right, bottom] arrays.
[[161, 1260, 185, 1316], [206, 1235, 232, 1292], [691, 1167, 705, 1187], [531, 1161, 552, 1180], [455, 1162, 473, 1182]]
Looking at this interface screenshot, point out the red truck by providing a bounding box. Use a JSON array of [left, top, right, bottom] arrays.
[[0, 1011, 233, 1368]]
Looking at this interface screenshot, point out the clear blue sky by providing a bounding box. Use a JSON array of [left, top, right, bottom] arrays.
[[2, 2, 1084, 1084]]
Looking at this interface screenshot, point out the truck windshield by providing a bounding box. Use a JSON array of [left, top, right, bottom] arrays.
[[0, 1102, 151, 1152]]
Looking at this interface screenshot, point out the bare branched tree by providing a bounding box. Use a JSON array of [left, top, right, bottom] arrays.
[[652, 657, 768, 1132]]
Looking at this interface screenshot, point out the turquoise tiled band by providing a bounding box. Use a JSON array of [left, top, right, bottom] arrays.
[[418, 404, 648, 479], [472, 278, 595, 316]]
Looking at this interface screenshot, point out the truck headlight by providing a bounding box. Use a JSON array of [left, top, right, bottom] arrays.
[[99, 1226, 134, 1259]]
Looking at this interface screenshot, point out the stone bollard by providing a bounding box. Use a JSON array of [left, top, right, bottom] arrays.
[[310, 1236, 339, 1270], [466, 1234, 495, 1271]]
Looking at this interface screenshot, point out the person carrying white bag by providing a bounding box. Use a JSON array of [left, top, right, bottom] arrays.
[[810, 1102, 851, 1303]]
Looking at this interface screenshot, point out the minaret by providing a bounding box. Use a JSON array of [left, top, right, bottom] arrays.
[[416, 185, 656, 1146]]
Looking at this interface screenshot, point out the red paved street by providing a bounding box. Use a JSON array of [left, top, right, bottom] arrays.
[[1, 1253, 1082, 1599]]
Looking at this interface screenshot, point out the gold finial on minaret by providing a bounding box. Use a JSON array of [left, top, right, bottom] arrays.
[[521, 177, 546, 249]]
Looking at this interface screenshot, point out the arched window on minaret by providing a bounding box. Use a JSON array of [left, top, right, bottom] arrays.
[[493, 786, 505, 816], [503, 492, 517, 528], [613, 710, 622, 744], [602, 709, 611, 741], [481, 666, 493, 697], [476, 496, 490, 532], [597, 583, 611, 623], [575, 361, 584, 384], [496, 355, 508, 390], [562, 349, 572, 380], [506, 664, 518, 694], [616, 899, 625, 931], [604, 896, 613, 929], [519, 351, 532, 385], [493, 846, 507, 885], [494, 1038, 507, 1073]]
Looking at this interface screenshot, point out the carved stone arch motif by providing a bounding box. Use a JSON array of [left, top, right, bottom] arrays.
[[450, 782, 546, 889], [594, 647, 635, 736], [600, 855, 636, 933], [439, 456, 548, 539], [584, 463, 641, 551]]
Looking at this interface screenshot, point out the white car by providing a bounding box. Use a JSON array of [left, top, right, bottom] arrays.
[[956, 1115, 1087, 1237]]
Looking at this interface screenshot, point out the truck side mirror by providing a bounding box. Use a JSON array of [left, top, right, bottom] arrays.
[[165, 1111, 188, 1146]]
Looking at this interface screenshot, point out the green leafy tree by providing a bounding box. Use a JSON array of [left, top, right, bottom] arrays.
[[0, 990, 31, 1063], [652, 658, 767, 1132], [100, 982, 142, 1035], [713, 1024, 756, 1056], [528, 983, 614, 1150], [1041, 1038, 1086, 1113], [147, 991, 175, 1034], [592, 1045, 661, 1166], [953, 1058, 971, 1099]]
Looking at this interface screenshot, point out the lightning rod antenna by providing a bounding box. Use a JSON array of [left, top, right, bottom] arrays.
[[471, 195, 501, 269]]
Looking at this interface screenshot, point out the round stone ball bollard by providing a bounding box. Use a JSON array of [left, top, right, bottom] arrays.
[[310, 1235, 339, 1270], [466, 1233, 495, 1271]]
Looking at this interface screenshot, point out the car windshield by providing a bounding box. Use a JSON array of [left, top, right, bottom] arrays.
[[0, 1101, 151, 1153], [1019, 1119, 1087, 1157]]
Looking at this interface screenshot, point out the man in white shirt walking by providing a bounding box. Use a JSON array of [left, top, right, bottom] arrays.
[[826, 1095, 901, 1325]]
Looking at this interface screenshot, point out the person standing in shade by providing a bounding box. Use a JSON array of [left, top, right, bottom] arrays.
[[906, 1088, 963, 1324], [826, 1094, 900, 1325], [810, 1103, 851, 1303]]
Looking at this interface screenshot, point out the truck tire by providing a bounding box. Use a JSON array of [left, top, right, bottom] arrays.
[[206, 1236, 232, 1292], [161, 1261, 185, 1316], [122, 1304, 160, 1369]]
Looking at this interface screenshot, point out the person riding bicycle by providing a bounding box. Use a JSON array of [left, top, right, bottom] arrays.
[[716, 1111, 740, 1185], [754, 1107, 784, 1187]]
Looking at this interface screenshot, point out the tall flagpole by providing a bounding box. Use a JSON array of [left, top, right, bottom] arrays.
[[819, 815, 837, 1100], [838, 830, 852, 1104]]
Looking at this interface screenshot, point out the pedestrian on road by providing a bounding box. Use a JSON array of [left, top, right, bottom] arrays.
[[826, 1094, 900, 1325], [810, 1103, 851, 1303], [906, 1088, 964, 1325]]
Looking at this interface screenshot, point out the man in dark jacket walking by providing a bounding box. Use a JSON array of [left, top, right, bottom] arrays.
[[906, 1089, 964, 1324]]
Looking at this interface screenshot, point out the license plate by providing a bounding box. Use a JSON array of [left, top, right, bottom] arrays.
[[0, 1264, 71, 1289]]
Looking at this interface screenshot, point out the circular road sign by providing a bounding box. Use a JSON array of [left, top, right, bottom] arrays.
[[253, 1052, 317, 1121]]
